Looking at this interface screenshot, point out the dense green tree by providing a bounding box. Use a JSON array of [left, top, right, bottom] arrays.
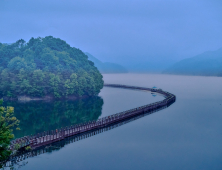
[[0, 36, 103, 99], [0, 99, 19, 166]]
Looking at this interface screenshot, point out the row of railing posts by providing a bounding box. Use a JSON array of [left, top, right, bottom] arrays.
[[10, 84, 176, 150]]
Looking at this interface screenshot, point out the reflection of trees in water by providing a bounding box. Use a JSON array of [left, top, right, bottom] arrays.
[[4, 97, 103, 139], [2, 161, 28, 170], [2, 105, 169, 169]]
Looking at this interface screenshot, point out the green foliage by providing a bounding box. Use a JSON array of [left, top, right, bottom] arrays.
[[0, 36, 104, 99], [0, 99, 19, 165], [14, 143, 21, 151], [25, 146, 31, 151]]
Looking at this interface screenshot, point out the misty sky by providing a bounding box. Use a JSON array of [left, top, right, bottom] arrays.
[[1, 0, 222, 71]]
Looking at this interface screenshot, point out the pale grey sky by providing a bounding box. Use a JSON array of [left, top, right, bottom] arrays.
[[1, 0, 222, 71]]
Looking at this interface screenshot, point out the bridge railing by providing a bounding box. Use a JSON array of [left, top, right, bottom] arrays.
[[3, 104, 171, 167], [9, 84, 176, 151]]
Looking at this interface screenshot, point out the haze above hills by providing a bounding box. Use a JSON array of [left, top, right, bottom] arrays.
[[164, 47, 222, 77], [85, 52, 128, 74], [3, 43, 222, 76]]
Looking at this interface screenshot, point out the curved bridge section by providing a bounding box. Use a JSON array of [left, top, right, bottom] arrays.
[[9, 84, 176, 151], [4, 104, 170, 167]]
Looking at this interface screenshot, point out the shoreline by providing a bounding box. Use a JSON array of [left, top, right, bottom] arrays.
[[1, 95, 91, 102]]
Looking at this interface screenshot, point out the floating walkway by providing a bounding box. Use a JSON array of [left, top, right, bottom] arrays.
[[9, 84, 176, 152], [2, 84, 176, 167], [4, 104, 171, 167]]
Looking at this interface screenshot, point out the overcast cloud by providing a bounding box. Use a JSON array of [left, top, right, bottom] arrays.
[[1, 0, 222, 71]]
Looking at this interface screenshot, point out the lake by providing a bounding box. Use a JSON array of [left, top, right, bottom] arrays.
[[3, 74, 222, 170]]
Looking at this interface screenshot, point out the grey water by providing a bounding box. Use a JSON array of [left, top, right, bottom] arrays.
[[4, 74, 222, 170]]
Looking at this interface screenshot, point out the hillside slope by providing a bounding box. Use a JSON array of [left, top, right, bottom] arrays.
[[0, 36, 104, 99], [85, 52, 128, 73], [163, 48, 222, 76]]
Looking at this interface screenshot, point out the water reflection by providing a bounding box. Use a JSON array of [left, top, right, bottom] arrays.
[[4, 97, 103, 139], [3, 104, 170, 169]]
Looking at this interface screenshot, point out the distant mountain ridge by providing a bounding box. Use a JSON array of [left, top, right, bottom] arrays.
[[163, 48, 222, 76], [85, 52, 128, 73]]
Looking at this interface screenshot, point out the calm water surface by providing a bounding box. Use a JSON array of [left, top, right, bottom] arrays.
[[4, 74, 222, 170]]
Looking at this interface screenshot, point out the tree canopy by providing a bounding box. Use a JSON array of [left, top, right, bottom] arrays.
[[0, 36, 103, 99], [0, 99, 19, 166]]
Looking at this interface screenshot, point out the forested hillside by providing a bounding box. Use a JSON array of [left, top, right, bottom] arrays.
[[0, 36, 104, 99]]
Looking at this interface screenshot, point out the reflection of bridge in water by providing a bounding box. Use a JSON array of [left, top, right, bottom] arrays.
[[3, 84, 176, 167], [4, 105, 171, 167]]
